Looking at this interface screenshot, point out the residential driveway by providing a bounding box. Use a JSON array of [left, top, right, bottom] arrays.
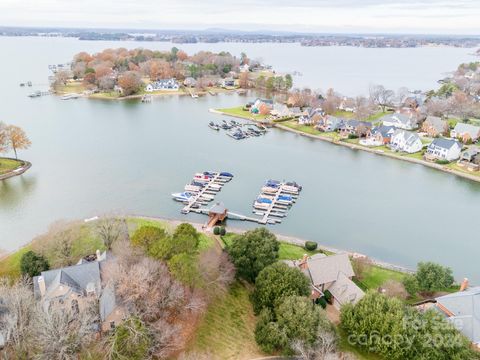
[[326, 304, 341, 325]]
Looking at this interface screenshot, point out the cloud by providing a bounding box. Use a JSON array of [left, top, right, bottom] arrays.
[[0, 0, 479, 34]]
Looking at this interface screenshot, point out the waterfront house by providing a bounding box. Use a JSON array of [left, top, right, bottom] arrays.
[[270, 103, 292, 118], [390, 129, 423, 153], [316, 115, 344, 132], [451, 123, 480, 143], [425, 138, 462, 162], [380, 113, 417, 130], [299, 107, 324, 125], [421, 116, 449, 137], [360, 125, 396, 146], [286, 253, 363, 310], [145, 78, 180, 92], [250, 98, 273, 114], [435, 280, 480, 348], [458, 147, 480, 171], [339, 119, 372, 138], [33, 250, 126, 332]]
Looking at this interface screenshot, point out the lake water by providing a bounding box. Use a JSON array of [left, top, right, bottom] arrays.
[[1, 36, 480, 281]]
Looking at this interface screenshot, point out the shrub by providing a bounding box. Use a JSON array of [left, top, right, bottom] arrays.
[[304, 241, 318, 251], [131, 225, 167, 251], [403, 274, 419, 297], [227, 228, 279, 283], [317, 297, 327, 309], [219, 227, 226, 236], [435, 159, 450, 165], [323, 290, 332, 304], [348, 134, 358, 139], [415, 261, 454, 292], [107, 317, 152, 360], [149, 223, 200, 260], [167, 253, 199, 287], [213, 226, 220, 235], [20, 251, 50, 277], [251, 262, 310, 314], [255, 295, 332, 354]]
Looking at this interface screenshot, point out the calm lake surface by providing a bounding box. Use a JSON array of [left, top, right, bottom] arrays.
[[1, 37, 479, 281]]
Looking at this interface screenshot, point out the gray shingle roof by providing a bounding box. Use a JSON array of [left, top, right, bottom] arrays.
[[34, 260, 102, 298], [436, 287, 480, 344], [428, 138, 461, 151], [306, 253, 354, 286], [328, 272, 364, 306], [454, 123, 480, 138], [424, 116, 447, 133]]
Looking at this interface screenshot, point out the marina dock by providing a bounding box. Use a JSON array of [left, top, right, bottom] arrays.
[[172, 174, 301, 227]]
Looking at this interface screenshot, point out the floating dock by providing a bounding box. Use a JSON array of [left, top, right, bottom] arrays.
[[173, 174, 301, 227]]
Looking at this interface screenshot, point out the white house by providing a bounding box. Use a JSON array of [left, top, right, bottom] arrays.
[[380, 113, 417, 130], [425, 138, 462, 162], [145, 78, 179, 92], [390, 129, 423, 153]]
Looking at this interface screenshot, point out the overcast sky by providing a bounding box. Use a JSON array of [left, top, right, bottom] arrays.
[[1, 0, 480, 34]]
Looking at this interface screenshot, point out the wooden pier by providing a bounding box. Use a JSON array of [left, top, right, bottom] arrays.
[[175, 174, 301, 227], [180, 172, 232, 214]]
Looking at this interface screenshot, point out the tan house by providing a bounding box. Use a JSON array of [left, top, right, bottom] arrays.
[[286, 253, 364, 310], [421, 116, 449, 137], [33, 251, 126, 332]]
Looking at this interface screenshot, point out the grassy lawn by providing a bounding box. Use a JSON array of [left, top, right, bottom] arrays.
[[281, 120, 321, 135], [187, 281, 263, 359], [0, 246, 32, 279], [217, 106, 267, 121], [356, 264, 407, 291], [0, 158, 23, 175], [54, 81, 86, 94], [446, 163, 480, 178]]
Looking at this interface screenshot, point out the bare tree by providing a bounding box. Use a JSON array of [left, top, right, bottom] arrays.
[[31, 302, 97, 360], [382, 279, 408, 300], [0, 277, 36, 356], [30, 220, 82, 268], [95, 216, 127, 250], [369, 84, 395, 112], [291, 328, 339, 360], [105, 257, 185, 322], [353, 96, 376, 120]]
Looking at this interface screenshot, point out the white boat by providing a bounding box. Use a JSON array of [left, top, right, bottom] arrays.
[[171, 192, 195, 202], [184, 184, 201, 192]]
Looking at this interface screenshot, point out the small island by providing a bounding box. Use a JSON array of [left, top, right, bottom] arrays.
[[0, 123, 31, 180], [51, 47, 293, 100]]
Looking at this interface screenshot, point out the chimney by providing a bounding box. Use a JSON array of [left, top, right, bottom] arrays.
[[299, 254, 309, 270], [96, 249, 101, 261], [460, 278, 469, 292], [38, 276, 46, 297]]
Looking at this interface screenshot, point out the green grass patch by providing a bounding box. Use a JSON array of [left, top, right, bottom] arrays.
[[278, 242, 317, 260], [217, 106, 267, 120], [188, 281, 263, 359], [54, 81, 86, 94], [0, 246, 32, 279], [281, 120, 321, 135], [0, 158, 23, 175], [356, 265, 407, 291]]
